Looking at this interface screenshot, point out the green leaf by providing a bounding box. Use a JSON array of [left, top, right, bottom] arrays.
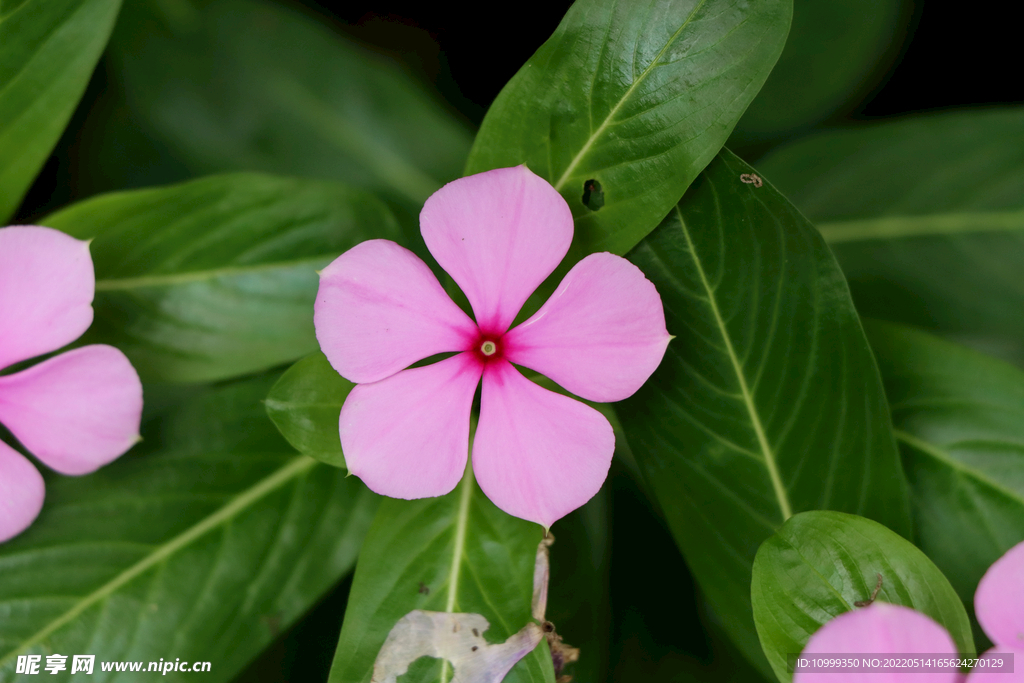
[[0, 373, 378, 682], [752, 511, 974, 683], [0, 0, 120, 222], [99, 0, 471, 212], [757, 108, 1024, 367], [616, 150, 911, 677], [43, 173, 400, 384], [328, 467, 553, 683], [730, 0, 911, 146], [864, 321, 1024, 630], [265, 351, 352, 469], [465, 0, 792, 257]]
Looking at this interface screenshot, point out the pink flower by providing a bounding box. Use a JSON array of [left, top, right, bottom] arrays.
[[314, 166, 670, 528], [0, 226, 143, 543], [794, 539, 1024, 682]]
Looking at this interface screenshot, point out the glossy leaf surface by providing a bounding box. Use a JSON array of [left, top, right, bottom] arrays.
[[758, 108, 1024, 367], [466, 0, 792, 257], [617, 150, 911, 676], [0, 0, 120, 222], [865, 321, 1024, 630], [42, 173, 400, 383], [328, 467, 553, 683], [731, 0, 910, 145], [751, 511, 974, 683], [265, 351, 353, 469], [0, 374, 378, 682]]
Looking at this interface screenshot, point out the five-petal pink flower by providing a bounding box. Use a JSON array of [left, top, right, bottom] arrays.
[[314, 165, 670, 528], [0, 226, 143, 543], [795, 539, 1024, 682]]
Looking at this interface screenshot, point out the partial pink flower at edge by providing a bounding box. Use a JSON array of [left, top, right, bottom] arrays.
[[794, 539, 1024, 683], [314, 165, 671, 528], [969, 539, 1024, 682], [0, 226, 143, 543], [794, 603, 961, 683]]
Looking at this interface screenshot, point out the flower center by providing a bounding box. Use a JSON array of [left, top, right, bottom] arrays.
[[472, 333, 504, 364]]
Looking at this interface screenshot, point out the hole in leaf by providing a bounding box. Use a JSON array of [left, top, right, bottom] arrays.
[[582, 179, 604, 210]]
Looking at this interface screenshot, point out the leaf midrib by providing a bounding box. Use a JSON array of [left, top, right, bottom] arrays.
[[439, 461, 475, 683], [894, 429, 1024, 507], [674, 205, 793, 521], [264, 398, 345, 411], [817, 208, 1024, 243], [94, 255, 333, 291], [552, 0, 709, 192], [0, 456, 318, 668]]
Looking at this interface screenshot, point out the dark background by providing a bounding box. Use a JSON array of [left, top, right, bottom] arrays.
[[294, 0, 1022, 127]]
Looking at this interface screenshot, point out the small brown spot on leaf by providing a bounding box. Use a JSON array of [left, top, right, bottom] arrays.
[[855, 573, 884, 607], [739, 173, 763, 188], [418, 582, 429, 595], [261, 612, 283, 637]]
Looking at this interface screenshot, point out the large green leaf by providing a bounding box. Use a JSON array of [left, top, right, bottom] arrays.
[[328, 467, 553, 683], [42, 173, 400, 384], [465, 0, 792, 258], [616, 150, 911, 676], [265, 351, 352, 469], [751, 511, 974, 683], [864, 321, 1024, 633], [98, 0, 471, 214], [730, 0, 911, 146], [0, 0, 120, 222], [757, 108, 1024, 367], [0, 374, 378, 682]]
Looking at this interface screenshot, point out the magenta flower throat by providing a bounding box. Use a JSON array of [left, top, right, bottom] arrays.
[[314, 166, 671, 528]]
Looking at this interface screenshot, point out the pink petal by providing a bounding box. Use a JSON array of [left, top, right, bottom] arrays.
[[340, 353, 482, 499], [0, 226, 94, 370], [975, 539, 1024, 650], [420, 166, 573, 334], [794, 603, 960, 683], [0, 440, 45, 543], [473, 360, 613, 529], [504, 253, 671, 402], [0, 345, 143, 475], [315, 240, 477, 384], [964, 649, 1023, 683]]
